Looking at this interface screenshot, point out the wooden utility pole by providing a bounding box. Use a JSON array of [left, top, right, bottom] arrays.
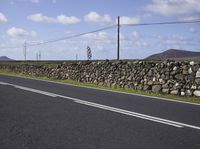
[[39, 50, 41, 60], [117, 16, 120, 60], [23, 41, 27, 61], [36, 52, 38, 61]]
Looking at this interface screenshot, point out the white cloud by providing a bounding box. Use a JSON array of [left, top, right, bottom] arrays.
[[84, 11, 112, 24], [156, 34, 200, 48], [179, 16, 199, 21], [134, 41, 148, 47], [27, 13, 56, 23], [30, 0, 39, 3], [64, 31, 73, 35], [27, 13, 80, 25], [30, 31, 37, 37], [119, 16, 140, 24], [7, 27, 37, 38], [57, 15, 80, 25], [142, 13, 152, 18], [84, 12, 140, 25], [121, 31, 148, 48], [189, 27, 198, 33], [131, 31, 140, 39], [9, 1, 15, 5], [145, 0, 200, 17], [52, 0, 57, 3], [0, 12, 8, 24], [15, 0, 39, 3], [83, 31, 112, 44]]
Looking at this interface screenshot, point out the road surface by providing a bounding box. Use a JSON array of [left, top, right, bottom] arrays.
[[0, 74, 200, 149]]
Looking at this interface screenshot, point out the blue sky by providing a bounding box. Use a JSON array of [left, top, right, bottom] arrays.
[[0, 0, 200, 60]]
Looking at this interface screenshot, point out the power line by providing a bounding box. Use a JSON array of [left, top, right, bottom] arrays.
[[121, 19, 200, 26], [0, 25, 116, 50], [0, 45, 22, 49], [28, 25, 116, 46]]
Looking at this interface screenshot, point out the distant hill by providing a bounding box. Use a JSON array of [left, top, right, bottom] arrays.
[[0, 56, 14, 61], [146, 49, 200, 60]]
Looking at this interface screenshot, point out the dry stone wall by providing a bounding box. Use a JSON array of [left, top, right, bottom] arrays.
[[1, 60, 200, 97]]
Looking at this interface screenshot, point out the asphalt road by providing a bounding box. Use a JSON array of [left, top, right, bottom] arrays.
[[0, 74, 200, 149]]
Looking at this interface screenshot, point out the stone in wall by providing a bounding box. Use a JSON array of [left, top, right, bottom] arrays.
[[152, 85, 162, 93], [194, 90, 200, 97]]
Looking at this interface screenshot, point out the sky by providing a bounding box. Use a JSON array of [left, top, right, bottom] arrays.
[[0, 0, 200, 60]]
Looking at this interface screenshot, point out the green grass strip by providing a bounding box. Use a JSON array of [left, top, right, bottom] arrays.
[[0, 69, 199, 104]]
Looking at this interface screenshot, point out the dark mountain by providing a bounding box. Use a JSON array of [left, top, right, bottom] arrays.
[[146, 49, 200, 60], [0, 56, 14, 61]]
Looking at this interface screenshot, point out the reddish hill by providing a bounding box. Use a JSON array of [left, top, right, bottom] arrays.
[[146, 49, 200, 60]]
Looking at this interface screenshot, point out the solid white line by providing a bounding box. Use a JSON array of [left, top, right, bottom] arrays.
[[0, 82, 9, 85], [1, 73, 200, 106], [1, 81, 200, 130], [74, 100, 200, 130], [16, 86, 58, 97], [0, 81, 57, 97], [74, 100, 183, 128]]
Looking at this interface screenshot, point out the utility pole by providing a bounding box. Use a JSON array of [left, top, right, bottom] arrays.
[[117, 16, 120, 60], [39, 51, 41, 61], [36, 51, 41, 61], [36, 52, 38, 61], [23, 41, 27, 61]]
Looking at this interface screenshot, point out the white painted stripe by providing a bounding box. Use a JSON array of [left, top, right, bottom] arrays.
[[15, 86, 58, 97], [0, 82, 10, 85], [1, 81, 200, 130], [74, 100, 183, 128], [1, 74, 200, 106], [0, 82, 57, 97], [74, 100, 200, 130]]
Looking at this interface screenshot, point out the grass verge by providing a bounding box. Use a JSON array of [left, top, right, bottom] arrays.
[[0, 69, 200, 104]]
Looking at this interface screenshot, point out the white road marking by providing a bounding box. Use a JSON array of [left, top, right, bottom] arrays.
[[1, 81, 200, 130], [74, 100, 183, 128], [16, 86, 58, 97], [0, 82, 57, 97], [0, 82, 9, 85]]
